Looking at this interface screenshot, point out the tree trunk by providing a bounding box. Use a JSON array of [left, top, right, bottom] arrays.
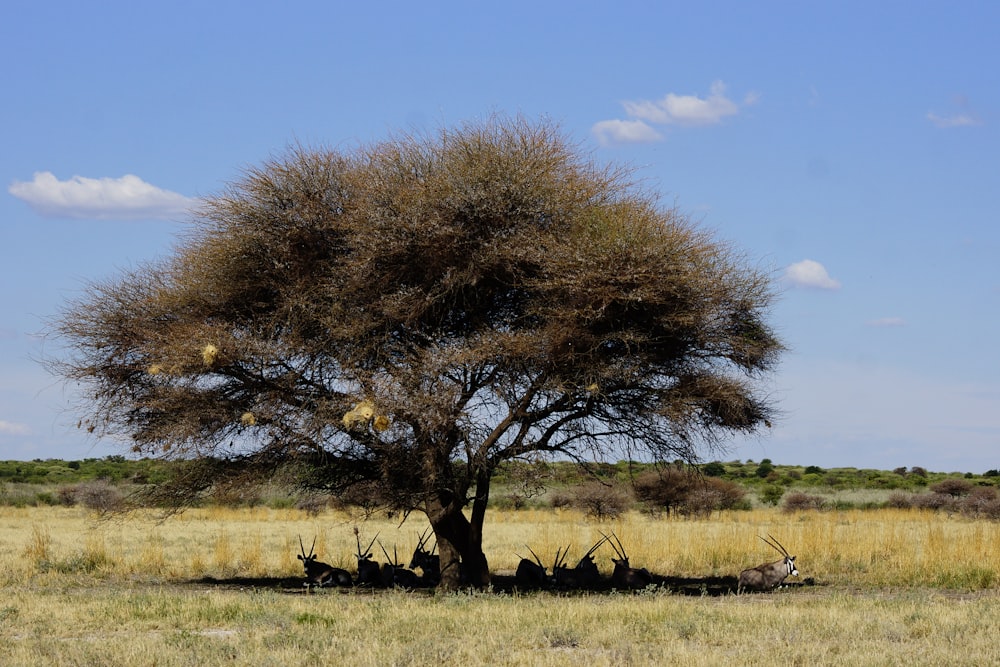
[[425, 488, 491, 591]]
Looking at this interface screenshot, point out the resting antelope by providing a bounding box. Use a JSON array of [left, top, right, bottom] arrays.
[[514, 545, 550, 589], [603, 532, 653, 590], [738, 534, 798, 592], [354, 528, 382, 586], [408, 528, 441, 585], [378, 540, 421, 588], [297, 536, 352, 590], [552, 535, 607, 589]]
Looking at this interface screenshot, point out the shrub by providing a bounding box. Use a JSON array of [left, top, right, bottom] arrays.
[[782, 492, 827, 512], [984, 469, 999, 478], [909, 466, 928, 478], [572, 481, 630, 520], [885, 492, 914, 509], [960, 487, 1000, 520], [911, 493, 958, 512], [74, 480, 124, 512], [548, 489, 574, 509], [679, 478, 749, 516], [701, 461, 726, 477], [892, 466, 908, 476], [759, 485, 785, 506], [755, 459, 775, 478], [804, 465, 824, 475], [633, 467, 697, 514], [930, 478, 974, 497]]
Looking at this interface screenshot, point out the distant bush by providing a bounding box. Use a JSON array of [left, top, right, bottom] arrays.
[[960, 487, 1000, 520], [911, 492, 958, 512], [701, 461, 726, 477], [984, 469, 999, 478], [804, 466, 824, 475], [755, 459, 775, 479], [571, 481, 630, 520], [930, 478, 974, 497], [73, 480, 124, 512], [633, 468, 697, 514], [782, 492, 827, 512], [909, 466, 928, 478], [548, 489, 574, 509], [886, 492, 915, 509], [759, 485, 785, 506]]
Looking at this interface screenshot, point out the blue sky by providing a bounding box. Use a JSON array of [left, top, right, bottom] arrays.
[[3, 1, 998, 472]]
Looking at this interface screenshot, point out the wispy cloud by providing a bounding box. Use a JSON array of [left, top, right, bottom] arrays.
[[592, 80, 755, 146], [9, 172, 196, 220], [927, 112, 981, 128], [868, 317, 906, 327], [591, 119, 663, 146], [784, 259, 841, 290], [927, 95, 982, 128], [0, 420, 31, 436]]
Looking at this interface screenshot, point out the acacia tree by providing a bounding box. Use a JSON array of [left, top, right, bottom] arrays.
[[51, 117, 782, 589]]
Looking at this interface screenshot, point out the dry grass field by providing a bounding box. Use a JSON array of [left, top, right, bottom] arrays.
[[1, 505, 998, 665]]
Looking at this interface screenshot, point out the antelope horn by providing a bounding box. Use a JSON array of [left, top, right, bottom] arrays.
[[599, 532, 623, 560], [583, 535, 608, 558], [765, 533, 791, 557], [609, 531, 628, 560], [377, 539, 392, 563], [309, 536, 317, 559], [416, 528, 430, 550], [758, 534, 786, 557], [365, 532, 380, 557], [526, 545, 545, 568], [298, 535, 307, 559]]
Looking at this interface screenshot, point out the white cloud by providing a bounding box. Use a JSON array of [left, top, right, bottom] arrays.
[[927, 112, 981, 128], [591, 119, 663, 146], [623, 80, 740, 127], [0, 420, 31, 436], [868, 317, 906, 327], [784, 259, 841, 290], [592, 80, 748, 146], [9, 171, 196, 220]]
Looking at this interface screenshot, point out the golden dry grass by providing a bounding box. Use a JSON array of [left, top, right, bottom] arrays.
[[1, 505, 998, 665]]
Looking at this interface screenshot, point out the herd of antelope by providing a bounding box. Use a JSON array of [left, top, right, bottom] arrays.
[[297, 528, 799, 594]]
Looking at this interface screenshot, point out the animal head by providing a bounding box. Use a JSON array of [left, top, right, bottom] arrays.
[[760, 534, 798, 576]]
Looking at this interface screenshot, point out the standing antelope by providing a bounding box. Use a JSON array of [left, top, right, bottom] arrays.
[[354, 528, 382, 586], [603, 532, 653, 590], [408, 528, 441, 585], [297, 536, 352, 590], [552, 535, 607, 589], [514, 545, 550, 589], [738, 534, 798, 592]]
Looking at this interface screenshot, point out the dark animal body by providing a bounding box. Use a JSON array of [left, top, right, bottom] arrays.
[[297, 536, 352, 589], [514, 545, 550, 589], [738, 534, 798, 592], [552, 536, 607, 589], [603, 532, 653, 590], [354, 530, 382, 586], [408, 529, 441, 585]]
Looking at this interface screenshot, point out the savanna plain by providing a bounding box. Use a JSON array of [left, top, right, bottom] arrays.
[[1, 505, 998, 666]]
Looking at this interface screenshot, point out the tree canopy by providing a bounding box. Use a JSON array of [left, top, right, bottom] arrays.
[[51, 116, 782, 588]]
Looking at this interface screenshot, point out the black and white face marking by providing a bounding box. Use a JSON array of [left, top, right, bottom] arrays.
[[785, 556, 798, 577]]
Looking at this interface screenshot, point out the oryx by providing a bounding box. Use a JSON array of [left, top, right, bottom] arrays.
[[738, 534, 798, 592], [354, 528, 382, 586], [297, 535, 352, 590], [551, 535, 608, 589], [514, 544, 550, 589], [602, 532, 653, 590], [377, 539, 421, 588], [408, 528, 441, 585]]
